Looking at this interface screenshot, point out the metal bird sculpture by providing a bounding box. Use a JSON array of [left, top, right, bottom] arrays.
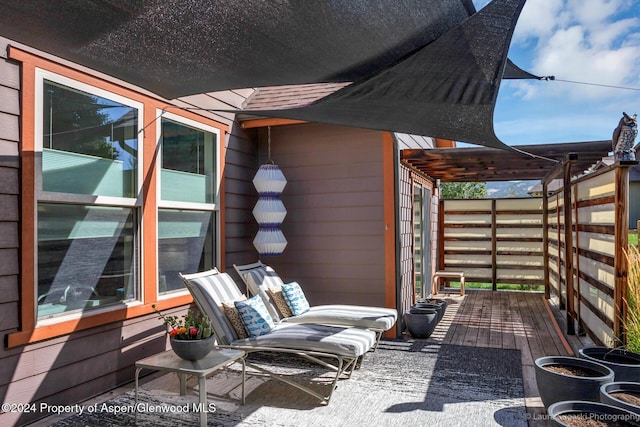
[[612, 112, 638, 161]]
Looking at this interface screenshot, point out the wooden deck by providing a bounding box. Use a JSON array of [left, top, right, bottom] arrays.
[[430, 289, 587, 426]]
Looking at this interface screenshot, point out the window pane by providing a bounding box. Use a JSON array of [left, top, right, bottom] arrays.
[[414, 186, 423, 298], [37, 203, 138, 319], [161, 119, 216, 203], [158, 209, 215, 293], [42, 81, 138, 198]]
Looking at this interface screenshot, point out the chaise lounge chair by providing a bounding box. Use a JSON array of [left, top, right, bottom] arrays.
[[233, 261, 397, 346], [179, 268, 376, 404]]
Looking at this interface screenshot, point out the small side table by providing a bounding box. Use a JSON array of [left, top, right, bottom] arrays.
[[135, 348, 246, 427], [432, 270, 465, 296]]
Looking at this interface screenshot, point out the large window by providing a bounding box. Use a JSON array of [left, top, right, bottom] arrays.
[[9, 48, 225, 346], [36, 73, 142, 320], [158, 114, 219, 294]]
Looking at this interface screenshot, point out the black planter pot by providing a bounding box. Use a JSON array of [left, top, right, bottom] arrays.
[[600, 382, 640, 415], [535, 356, 615, 408], [404, 310, 439, 339], [414, 299, 447, 322], [547, 400, 640, 427], [416, 298, 447, 310], [410, 305, 443, 323], [579, 347, 640, 382], [170, 335, 215, 361]]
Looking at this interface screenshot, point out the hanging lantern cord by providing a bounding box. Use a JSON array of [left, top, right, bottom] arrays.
[[267, 126, 274, 164]]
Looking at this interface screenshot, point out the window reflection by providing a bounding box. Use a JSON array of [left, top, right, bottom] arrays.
[[161, 119, 215, 203], [42, 81, 138, 198], [158, 209, 215, 293], [37, 203, 138, 319]]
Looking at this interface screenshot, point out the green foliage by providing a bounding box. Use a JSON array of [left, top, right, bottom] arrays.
[[629, 231, 638, 246], [44, 82, 118, 160], [624, 246, 640, 353], [440, 182, 487, 199], [465, 282, 544, 292], [152, 305, 212, 340]]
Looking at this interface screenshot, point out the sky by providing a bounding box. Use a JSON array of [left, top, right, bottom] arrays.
[[473, 0, 640, 146]]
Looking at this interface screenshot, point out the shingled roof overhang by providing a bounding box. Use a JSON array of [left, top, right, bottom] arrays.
[[401, 140, 612, 182]]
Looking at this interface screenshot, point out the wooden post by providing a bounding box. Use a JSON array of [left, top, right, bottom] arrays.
[[573, 180, 583, 334], [556, 193, 564, 310], [436, 199, 445, 295], [564, 160, 575, 335], [543, 182, 550, 299], [491, 199, 497, 291], [614, 163, 635, 344]]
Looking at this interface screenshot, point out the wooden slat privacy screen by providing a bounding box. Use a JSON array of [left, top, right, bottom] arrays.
[[440, 198, 544, 288], [565, 168, 616, 346]]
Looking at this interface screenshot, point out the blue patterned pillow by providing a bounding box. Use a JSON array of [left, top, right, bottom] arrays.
[[234, 295, 276, 338], [281, 282, 310, 316]]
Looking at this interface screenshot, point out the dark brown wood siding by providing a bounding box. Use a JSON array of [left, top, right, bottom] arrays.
[[255, 123, 388, 307], [0, 36, 24, 425], [222, 122, 259, 271]]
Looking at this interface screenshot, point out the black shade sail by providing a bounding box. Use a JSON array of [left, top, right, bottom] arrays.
[[0, 0, 534, 149], [236, 0, 528, 149]]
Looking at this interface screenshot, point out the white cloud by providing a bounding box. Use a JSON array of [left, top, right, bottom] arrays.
[[510, 0, 640, 101], [512, 0, 567, 43], [566, 0, 626, 26], [477, 0, 640, 144]]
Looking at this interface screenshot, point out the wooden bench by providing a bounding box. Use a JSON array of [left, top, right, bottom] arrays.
[[432, 271, 465, 296]]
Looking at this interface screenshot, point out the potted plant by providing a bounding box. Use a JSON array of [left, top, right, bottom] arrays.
[[600, 382, 640, 415], [547, 400, 640, 426], [579, 347, 640, 382], [415, 298, 447, 322], [153, 305, 214, 361], [535, 356, 615, 408], [403, 307, 439, 339]]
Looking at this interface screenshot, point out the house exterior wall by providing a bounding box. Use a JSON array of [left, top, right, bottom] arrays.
[[630, 181, 640, 228], [254, 123, 390, 308], [396, 163, 438, 331], [0, 37, 256, 426], [0, 35, 437, 423], [172, 94, 258, 272], [398, 164, 415, 321]]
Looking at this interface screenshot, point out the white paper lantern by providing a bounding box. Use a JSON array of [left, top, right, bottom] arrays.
[[252, 162, 288, 256], [252, 197, 287, 226], [252, 164, 287, 195], [253, 228, 288, 257]]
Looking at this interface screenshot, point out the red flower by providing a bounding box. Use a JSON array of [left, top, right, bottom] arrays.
[[169, 328, 179, 337], [189, 327, 198, 336]]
